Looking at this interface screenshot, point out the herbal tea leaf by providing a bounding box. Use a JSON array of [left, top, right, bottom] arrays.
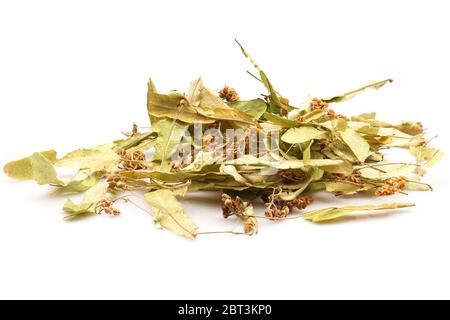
[[228, 99, 267, 119], [304, 202, 415, 222], [281, 127, 328, 144], [56, 169, 99, 194], [63, 181, 108, 220], [182, 151, 219, 172], [3, 150, 57, 181], [202, 106, 257, 125], [144, 189, 198, 239], [57, 148, 120, 171], [147, 81, 215, 124], [220, 165, 251, 186], [235, 39, 289, 113], [186, 77, 204, 106], [410, 146, 444, 168], [113, 132, 157, 152], [30, 152, 64, 186], [323, 79, 393, 104], [340, 128, 371, 162], [323, 181, 365, 195], [263, 112, 298, 128], [152, 118, 189, 171]]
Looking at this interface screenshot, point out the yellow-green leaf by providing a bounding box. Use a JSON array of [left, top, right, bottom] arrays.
[[201, 106, 257, 125], [63, 181, 108, 220], [228, 99, 267, 119], [152, 118, 189, 172], [410, 146, 444, 168], [235, 39, 290, 113], [56, 169, 99, 194], [340, 128, 371, 162], [220, 165, 251, 186], [147, 81, 215, 124], [56, 148, 120, 171], [323, 181, 364, 195], [281, 127, 328, 144], [4, 150, 57, 181], [30, 152, 63, 186], [145, 189, 198, 239], [323, 79, 393, 104], [304, 202, 415, 222], [4, 151, 62, 185], [264, 112, 298, 128]]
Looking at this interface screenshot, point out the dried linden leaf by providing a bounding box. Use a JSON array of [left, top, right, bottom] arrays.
[[3, 150, 57, 181], [228, 99, 267, 119], [147, 80, 215, 124], [152, 118, 189, 172], [323, 181, 365, 195], [304, 202, 415, 222], [29, 152, 64, 186], [63, 181, 108, 220], [145, 189, 198, 239], [263, 112, 298, 128], [340, 128, 371, 162], [56, 169, 99, 194], [281, 127, 328, 144], [410, 146, 444, 168], [323, 79, 393, 104], [57, 148, 120, 171]]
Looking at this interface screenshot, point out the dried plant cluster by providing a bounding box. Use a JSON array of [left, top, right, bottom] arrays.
[[4, 41, 443, 238]]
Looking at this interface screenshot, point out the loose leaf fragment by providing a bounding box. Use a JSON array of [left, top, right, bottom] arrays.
[[187, 77, 204, 107], [282, 126, 328, 144], [113, 131, 157, 152], [152, 118, 189, 171], [228, 99, 267, 119], [4, 151, 62, 186], [4, 150, 57, 181], [147, 80, 215, 124], [323, 181, 366, 195], [340, 128, 371, 162], [304, 202, 415, 222], [220, 165, 251, 186], [144, 189, 198, 239], [63, 182, 108, 220], [201, 106, 257, 125], [29, 153, 63, 186], [56, 169, 99, 194], [57, 148, 120, 171], [410, 146, 444, 168], [263, 112, 298, 128], [323, 79, 393, 104], [235, 39, 290, 113]]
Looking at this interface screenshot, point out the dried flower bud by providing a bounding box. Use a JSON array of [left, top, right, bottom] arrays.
[[290, 196, 314, 210], [219, 86, 239, 102], [96, 199, 121, 216], [375, 177, 407, 196], [117, 149, 147, 170]]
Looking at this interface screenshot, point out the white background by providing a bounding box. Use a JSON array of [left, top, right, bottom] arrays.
[[1, 0, 449, 299]]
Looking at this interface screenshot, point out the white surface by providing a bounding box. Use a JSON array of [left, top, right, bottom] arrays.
[[1, 0, 449, 300]]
